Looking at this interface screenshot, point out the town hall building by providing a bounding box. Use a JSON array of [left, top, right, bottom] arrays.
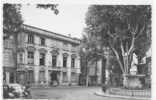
[[3, 24, 81, 86]]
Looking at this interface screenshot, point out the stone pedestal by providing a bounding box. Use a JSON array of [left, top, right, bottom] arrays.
[[124, 74, 145, 89]]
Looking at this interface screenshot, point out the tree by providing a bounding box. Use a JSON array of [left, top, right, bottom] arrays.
[[3, 4, 23, 38], [79, 31, 104, 86], [85, 5, 151, 87]]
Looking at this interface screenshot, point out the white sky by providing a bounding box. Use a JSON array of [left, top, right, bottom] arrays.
[[21, 4, 89, 39]]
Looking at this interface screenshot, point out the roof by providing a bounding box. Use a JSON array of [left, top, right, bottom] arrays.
[[22, 24, 81, 45]]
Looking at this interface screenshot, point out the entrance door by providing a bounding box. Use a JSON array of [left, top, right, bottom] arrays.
[[9, 72, 14, 83], [50, 72, 57, 81], [50, 71, 58, 85]]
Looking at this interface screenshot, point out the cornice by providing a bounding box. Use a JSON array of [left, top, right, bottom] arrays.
[[22, 24, 81, 45]]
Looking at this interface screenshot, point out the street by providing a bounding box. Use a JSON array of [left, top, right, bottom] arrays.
[[30, 86, 136, 100]]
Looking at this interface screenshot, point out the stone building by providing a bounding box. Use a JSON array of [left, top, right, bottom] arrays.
[[4, 24, 81, 86], [3, 34, 16, 84], [88, 60, 102, 85]]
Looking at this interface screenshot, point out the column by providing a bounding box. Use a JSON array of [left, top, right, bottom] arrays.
[[57, 53, 62, 67], [77, 57, 81, 73], [34, 50, 39, 66], [6, 72, 10, 84], [45, 69, 49, 85], [34, 50, 39, 85], [44, 51, 49, 85], [59, 72, 63, 85], [24, 49, 28, 64], [45, 51, 51, 66], [67, 54, 71, 84], [34, 68, 39, 85]]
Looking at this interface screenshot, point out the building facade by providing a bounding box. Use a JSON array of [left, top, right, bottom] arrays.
[[3, 34, 16, 84], [88, 60, 102, 85], [4, 24, 81, 86]]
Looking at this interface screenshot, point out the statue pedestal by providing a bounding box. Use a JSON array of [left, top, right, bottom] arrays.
[[124, 74, 145, 89]]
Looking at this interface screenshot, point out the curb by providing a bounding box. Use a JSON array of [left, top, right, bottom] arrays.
[[30, 85, 83, 89], [94, 91, 151, 100]]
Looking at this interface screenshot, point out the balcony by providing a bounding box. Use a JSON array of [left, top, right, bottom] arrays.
[[18, 42, 48, 50], [71, 47, 77, 52], [62, 45, 70, 51], [17, 64, 34, 71], [48, 66, 62, 71], [71, 67, 80, 73], [18, 42, 35, 49]]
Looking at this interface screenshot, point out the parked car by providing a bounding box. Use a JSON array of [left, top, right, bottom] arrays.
[[3, 83, 31, 99]]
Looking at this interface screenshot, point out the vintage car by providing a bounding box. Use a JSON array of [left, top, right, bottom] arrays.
[[3, 83, 30, 99]]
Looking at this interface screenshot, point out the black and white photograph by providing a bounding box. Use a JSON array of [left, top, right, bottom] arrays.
[[2, 3, 152, 100]]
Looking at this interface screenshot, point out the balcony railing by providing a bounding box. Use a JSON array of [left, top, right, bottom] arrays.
[[48, 66, 62, 71], [62, 45, 69, 51], [71, 67, 80, 73], [71, 47, 77, 52], [17, 64, 34, 71]]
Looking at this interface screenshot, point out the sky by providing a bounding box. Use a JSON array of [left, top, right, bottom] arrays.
[[21, 4, 89, 39]]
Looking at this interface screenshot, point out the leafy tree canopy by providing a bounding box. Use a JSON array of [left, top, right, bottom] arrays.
[[85, 5, 151, 60], [3, 4, 23, 37], [84, 5, 151, 74]]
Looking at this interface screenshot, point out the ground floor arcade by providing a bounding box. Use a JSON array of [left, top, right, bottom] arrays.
[[16, 68, 80, 86]]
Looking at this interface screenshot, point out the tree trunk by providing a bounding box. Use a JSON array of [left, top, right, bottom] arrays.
[[101, 57, 106, 84], [95, 59, 98, 86], [86, 58, 89, 87], [105, 55, 110, 85], [123, 74, 128, 88]]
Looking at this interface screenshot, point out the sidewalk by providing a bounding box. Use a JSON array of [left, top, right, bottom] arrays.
[[30, 85, 84, 89], [94, 90, 151, 100]]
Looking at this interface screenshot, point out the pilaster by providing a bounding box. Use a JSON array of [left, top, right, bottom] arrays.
[[67, 54, 71, 83], [34, 67, 39, 85], [45, 68, 49, 85]]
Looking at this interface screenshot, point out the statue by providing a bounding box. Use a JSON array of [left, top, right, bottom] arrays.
[[130, 53, 138, 75], [124, 53, 144, 89]]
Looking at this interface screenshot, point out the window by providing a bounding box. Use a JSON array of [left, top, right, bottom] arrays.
[[9, 72, 14, 83], [27, 71, 34, 83], [52, 55, 57, 67], [4, 39, 12, 48], [63, 56, 67, 67], [71, 44, 76, 47], [63, 72, 67, 82], [39, 71, 45, 82], [63, 42, 68, 50], [28, 34, 34, 44], [71, 58, 75, 68], [19, 53, 23, 63], [71, 72, 78, 82], [27, 51, 34, 64], [40, 53, 45, 65], [63, 42, 68, 46], [40, 37, 45, 46]]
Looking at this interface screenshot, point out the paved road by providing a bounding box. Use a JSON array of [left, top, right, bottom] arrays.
[[30, 86, 137, 100]]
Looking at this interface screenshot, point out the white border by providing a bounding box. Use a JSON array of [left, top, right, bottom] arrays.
[[1, 0, 153, 5], [0, 0, 154, 100]]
